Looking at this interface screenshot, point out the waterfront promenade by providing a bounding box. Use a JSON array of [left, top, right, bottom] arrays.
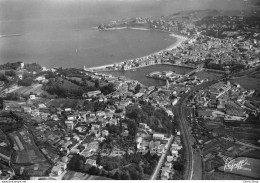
[[84, 28, 188, 72]]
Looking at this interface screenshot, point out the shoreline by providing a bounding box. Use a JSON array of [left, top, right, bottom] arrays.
[[85, 27, 188, 71]]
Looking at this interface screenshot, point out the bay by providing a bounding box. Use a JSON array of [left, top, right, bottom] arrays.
[[0, 0, 244, 69]]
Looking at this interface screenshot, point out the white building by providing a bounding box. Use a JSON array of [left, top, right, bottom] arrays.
[[153, 133, 165, 140]]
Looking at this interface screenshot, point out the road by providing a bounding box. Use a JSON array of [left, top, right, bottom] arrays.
[[150, 135, 173, 180], [176, 78, 225, 179]]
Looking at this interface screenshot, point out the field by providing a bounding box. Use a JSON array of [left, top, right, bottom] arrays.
[[61, 79, 80, 90], [46, 98, 84, 108], [218, 157, 260, 179], [194, 70, 222, 81], [62, 170, 111, 180], [233, 70, 260, 92], [192, 150, 202, 180], [67, 77, 95, 87], [246, 150, 260, 159], [9, 129, 48, 164], [7, 84, 45, 95], [205, 171, 250, 180]]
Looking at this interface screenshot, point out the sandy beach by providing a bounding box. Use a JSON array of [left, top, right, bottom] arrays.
[[85, 28, 188, 71]]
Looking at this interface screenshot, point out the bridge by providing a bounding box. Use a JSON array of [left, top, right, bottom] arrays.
[[172, 64, 204, 84]]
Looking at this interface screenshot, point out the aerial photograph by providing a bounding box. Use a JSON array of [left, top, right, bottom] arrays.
[[0, 0, 260, 181]]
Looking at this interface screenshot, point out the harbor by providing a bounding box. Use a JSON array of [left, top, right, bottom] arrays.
[[146, 71, 182, 81]]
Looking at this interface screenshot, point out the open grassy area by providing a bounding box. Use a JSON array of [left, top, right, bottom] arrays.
[[11, 84, 45, 95], [194, 70, 222, 81], [192, 150, 202, 180], [233, 70, 260, 93], [60, 79, 80, 90], [205, 171, 249, 180], [9, 129, 48, 164], [46, 99, 84, 108]]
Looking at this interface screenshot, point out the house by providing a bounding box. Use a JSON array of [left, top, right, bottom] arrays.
[[164, 161, 172, 169], [108, 119, 118, 125], [105, 112, 114, 119], [157, 144, 166, 155], [73, 136, 80, 141], [0, 148, 11, 162], [89, 112, 96, 117], [51, 114, 59, 121], [197, 109, 214, 119], [114, 112, 125, 119], [110, 150, 126, 157], [23, 107, 31, 113], [30, 95, 36, 100], [85, 159, 97, 166], [64, 108, 71, 112], [84, 90, 101, 98], [67, 115, 75, 121], [165, 109, 174, 117], [121, 130, 129, 137], [62, 141, 73, 149], [70, 148, 80, 154], [56, 161, 67, 171], [17, 74, 23, 80], [35, 75, 46, 83], [161, 170, 170, 180], [153, 133, 165, 140], [139, 123, 149, 130], [167, 156, 174, 162], [102, 130, 109, 137], [96, 111, 106, 117], [50, 166, 62, 176], [171, 149, 179, 159], [134, 92, 144, 98], [65, 121, 74, 130]]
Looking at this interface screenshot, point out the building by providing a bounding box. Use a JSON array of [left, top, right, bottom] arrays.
[[50, 166, 62, 176], [65, 121, 74, 130], [83, 90, 101, 98], [153, 133, 165, 140], [30, 95, 36, 100], [85, 159, 97, 167], [139, 123, 149, 130]]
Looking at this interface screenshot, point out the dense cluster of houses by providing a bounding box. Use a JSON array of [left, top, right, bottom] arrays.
[[194, 81, 258, 123]]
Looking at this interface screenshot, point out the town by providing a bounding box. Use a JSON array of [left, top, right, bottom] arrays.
[[96, 9, 260, 75], [0, 9, 260, 180]]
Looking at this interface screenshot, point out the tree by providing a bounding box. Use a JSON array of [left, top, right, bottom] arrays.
[[100, 83, 115, 95], [127, 120, 137, 137], [173, 162, 184, 172], [134, 84, 141, 93], [5, 70, 16, 77], [113, 171, 121, 180], [0, 74, 8, 82], [88, 166, 99, 175], [121, 170, 131, 180], [24, 63, 42, 72], [94, 80, 100, 88], [0, 98, 3, 110], [18, 77, 33, 86], [45, 71, 55, 79], [128, 167, 142, 180]]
